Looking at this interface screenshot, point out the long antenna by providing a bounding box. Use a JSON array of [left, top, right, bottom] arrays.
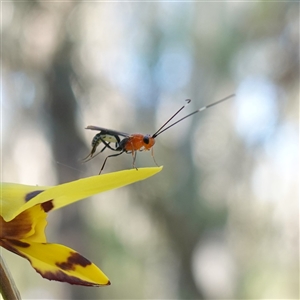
[[152, 94, 235, 138], [152, 99, 191, 138]]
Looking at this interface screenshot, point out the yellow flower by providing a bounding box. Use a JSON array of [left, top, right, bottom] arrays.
[[0, 167, 162, 286]]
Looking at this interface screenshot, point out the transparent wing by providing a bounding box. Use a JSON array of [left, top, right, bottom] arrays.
[[85, 125, 130, 137]]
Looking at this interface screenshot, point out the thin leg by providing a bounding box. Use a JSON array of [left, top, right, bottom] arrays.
[[82, 148, 105, 162], [98, 137, 119, 151], [99, 150, 125, 174], [82, 143, 109, 162], [132, 151, 138, 170], [151, 147, 159, 166], [83, 137, 120, 162], [100, 144, 108, 153]]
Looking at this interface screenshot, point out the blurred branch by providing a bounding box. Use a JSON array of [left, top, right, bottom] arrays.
[[0, 255, 21, 300], [152, 196, 205, 299]]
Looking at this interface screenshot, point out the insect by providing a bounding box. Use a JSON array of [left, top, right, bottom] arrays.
[[84, 94, 235, 174]]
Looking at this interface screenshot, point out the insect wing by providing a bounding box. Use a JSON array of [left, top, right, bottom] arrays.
[[86, 125, 130, 138]]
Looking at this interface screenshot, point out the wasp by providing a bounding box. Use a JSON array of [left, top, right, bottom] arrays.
[[83, 94, 235, 174]]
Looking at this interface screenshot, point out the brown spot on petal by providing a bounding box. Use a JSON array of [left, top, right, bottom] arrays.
[[40, 269, 107, 286], [0, 239, 32, 263], [56, 252, 92, 271], [25, 190, 44, 202], [41, 200, 54, 212], [8, 239, 30, 248], [0, 203, 47, 240], [0, 214, 32, 239], [69, 252, 92, 268]]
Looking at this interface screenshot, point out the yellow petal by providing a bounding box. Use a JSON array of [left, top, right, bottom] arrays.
[[1, 167, 162, 221], [0, 182, 50, 221], [0, 240, 110, 286], [0, 204, 47, 242]]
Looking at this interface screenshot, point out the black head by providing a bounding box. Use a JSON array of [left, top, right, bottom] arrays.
[[143, 135, 150, 144]]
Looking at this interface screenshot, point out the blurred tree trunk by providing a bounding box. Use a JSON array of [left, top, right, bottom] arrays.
[[46, 41, 97, 300]]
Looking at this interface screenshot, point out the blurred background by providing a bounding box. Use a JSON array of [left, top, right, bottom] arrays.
[[1, 1, 298, 299]]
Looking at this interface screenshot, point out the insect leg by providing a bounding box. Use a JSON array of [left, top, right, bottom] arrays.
[[82, 147, 106, 162], [83, 136, 120, 162], [82, 152, 94, 162], [99, 150, 125, 174], [98, 136, 120, 151], [151, 147, 159, 166], [82, 145, 108, 163], [132, 151, 138, 170]]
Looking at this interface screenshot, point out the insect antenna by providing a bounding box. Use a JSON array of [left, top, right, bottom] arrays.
[[152, 94, 235, 138], [152, 99, 191, 138]]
